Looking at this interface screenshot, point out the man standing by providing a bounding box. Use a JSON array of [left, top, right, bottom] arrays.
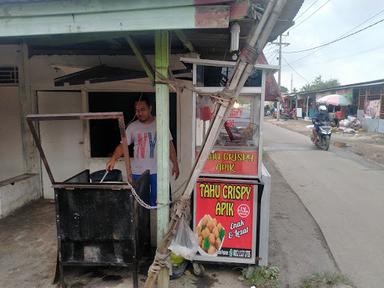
[[106, 97, 179, 207]]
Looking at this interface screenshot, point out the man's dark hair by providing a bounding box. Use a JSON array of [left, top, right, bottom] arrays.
[[135, 95, 152, 107]]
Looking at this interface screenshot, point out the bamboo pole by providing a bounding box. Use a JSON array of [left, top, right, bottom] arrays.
[[144, 1, 287, 286], [155, 30, 170, 288]]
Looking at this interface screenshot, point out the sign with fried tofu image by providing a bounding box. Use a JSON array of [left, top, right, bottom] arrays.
[[194, 179, 257, 261], [196, 214, 225, 256]]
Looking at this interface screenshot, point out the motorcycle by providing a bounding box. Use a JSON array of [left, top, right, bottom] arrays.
[[311, 121, 332, 151]]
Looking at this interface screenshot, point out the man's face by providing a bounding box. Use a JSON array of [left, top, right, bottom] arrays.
[[135, 101, 152, 122]]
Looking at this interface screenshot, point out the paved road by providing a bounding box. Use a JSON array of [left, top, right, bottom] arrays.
[[263, 122, 384, 288]]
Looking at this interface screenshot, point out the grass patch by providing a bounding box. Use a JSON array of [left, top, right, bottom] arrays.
[[241, 265, 280, 288], [298, 272, 353, 288]]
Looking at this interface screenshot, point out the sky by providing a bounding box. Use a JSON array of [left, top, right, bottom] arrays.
[[264, 0, 384, 92]]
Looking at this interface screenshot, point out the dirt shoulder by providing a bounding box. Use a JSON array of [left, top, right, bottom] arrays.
[[265, 117, 384, 167]]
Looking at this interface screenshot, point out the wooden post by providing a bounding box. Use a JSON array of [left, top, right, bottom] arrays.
[[126, 35, 155, 83], [18, 42, 39, 175], [155, 30, 170, 288], [174, 30, 195, 52]]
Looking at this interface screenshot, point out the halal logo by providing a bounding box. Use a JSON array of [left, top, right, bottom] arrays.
[[237, 204, 250, 218]]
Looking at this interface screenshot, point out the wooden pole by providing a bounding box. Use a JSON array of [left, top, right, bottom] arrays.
[[126, 34, 155, 83], [155, 30, 170, 288]]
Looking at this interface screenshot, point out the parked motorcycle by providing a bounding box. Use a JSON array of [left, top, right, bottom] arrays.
[[311, 121, 332, 150]]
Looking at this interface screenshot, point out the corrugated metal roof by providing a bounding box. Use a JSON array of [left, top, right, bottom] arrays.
[[268, 0, 304, 41], [290, 79, 384, 97]]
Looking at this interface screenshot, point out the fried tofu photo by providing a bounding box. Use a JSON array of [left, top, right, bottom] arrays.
[[196, 214, 225, 255]]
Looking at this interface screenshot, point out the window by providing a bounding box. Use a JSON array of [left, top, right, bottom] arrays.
[[196, 66, 262, 87], [88, 92, 176, 157], [0, 66, 18, 84]]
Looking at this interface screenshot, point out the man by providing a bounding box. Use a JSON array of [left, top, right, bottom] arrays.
[[312, 105, 330, 141], [106, 97, 179, 206]]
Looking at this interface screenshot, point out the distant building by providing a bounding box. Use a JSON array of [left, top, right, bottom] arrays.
[[289, 79, 384, 133]]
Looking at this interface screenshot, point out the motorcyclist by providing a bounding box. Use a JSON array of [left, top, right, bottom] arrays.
[[312, 105, 330, 141]]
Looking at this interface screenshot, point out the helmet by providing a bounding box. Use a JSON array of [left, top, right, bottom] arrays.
[[319, 105, 327, 111]]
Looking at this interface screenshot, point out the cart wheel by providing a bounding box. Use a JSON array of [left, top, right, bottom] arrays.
[[192, 262, 205, 277]]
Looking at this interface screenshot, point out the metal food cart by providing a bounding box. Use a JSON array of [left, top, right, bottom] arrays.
[[181, 57, 275, 268], [27, 112, 149, 288]]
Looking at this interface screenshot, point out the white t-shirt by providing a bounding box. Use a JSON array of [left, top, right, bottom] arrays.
[[125, 118, 172, 174]]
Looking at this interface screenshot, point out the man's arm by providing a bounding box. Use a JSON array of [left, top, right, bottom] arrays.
[[106, 143, 132, 182], [169, 141, 180, 179]]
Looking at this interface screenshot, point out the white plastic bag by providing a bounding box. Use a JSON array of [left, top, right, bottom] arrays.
[[169, 216, 198, 261]]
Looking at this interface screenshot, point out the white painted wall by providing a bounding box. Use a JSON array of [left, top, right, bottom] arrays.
[[0, 174, 40, 218], [0, 87, 24, 181], [0, 45, 19, 65], [37, 91, 84, 199], [0, 45, 24, 182]]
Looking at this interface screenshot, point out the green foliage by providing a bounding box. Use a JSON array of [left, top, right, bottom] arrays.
[[280, 85, 289, 93], [300, 75, 340, 92], [242, 265, 280, 288], [298, 272, 353, 288]]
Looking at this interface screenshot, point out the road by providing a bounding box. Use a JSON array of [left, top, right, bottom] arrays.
[[263, 122, 384, 288]]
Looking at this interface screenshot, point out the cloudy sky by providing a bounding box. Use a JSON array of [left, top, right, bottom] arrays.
[[264, 0, 384, 92]]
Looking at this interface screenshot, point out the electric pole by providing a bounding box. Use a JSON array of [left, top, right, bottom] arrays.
[[272, 34, 289, 121]]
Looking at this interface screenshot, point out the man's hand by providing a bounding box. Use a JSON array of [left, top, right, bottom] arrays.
[[172, 163, 180, 180], [106, 158, 116, 171], [107, 158, 133, 183]]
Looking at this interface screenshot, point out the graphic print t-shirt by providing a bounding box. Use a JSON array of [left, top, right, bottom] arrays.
[[125, 119, 172, 174]]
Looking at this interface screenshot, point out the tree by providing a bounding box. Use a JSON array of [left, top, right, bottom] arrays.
[[300, 75, 340, 92], [280, 85, 289, 93]]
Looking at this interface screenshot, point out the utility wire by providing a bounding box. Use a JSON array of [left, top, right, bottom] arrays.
[[264, 45, 277, 54], [339, 7, 384, 37], [293, 0, 321, 22], [283, 44, 384, 69], [289, 0, 331, 32], [284, 8, 384, 64], [285, 17, 384, 54], [325, 44, 384, 62], [267, 51, 279, 65], [265, 49, 279, 60], [282, 57, 309, 83]]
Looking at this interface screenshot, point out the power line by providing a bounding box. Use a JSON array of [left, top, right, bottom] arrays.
[[283, 8, 384, 64], [293, 0, 321, 22], [282, 56, 309, 83], [289, 0, 331, 32], [339, 7, 384, 37], [267, 51, 279, 65], [325, 44, 384, 62], [285, 17, 384, 54], [282, 44, 384, 69], [263, 46, 275, 54], [265, 49, 279, 60]]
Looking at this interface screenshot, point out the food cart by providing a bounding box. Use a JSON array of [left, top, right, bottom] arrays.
[[26, 112, 149, 288], [181, 58, 276, 268]]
